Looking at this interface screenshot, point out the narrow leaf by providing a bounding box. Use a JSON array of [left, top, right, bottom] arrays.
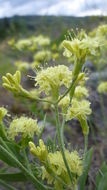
[[96, 162, 107, 190], [79, 148, 93, 190], [0, 172, 27, 182]]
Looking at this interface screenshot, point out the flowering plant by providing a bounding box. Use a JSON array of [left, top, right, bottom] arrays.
[[0, 29, 103, 190]]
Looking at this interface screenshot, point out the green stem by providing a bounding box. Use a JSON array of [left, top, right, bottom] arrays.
[[84, 135, 88, 155], [0, 145, 53, 190], [56, 76, 77, 104], [37, 114, 46, 144], [20, 88, 54, 105], [55, 105, 73, 183], [53, 131, 57, 151], [45, 161, 68, 188], [0, 137, 13, 154], [23, 149, 32, 173]]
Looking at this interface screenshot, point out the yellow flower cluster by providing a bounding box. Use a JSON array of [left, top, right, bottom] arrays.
[[34, 50, 52, 63], [59, 86, 89, 113], [58, 95, 70, 113], [63, 36, 99, 61], [74, 86, 89, 99], [48, 150, 83, 176], [10, 35, 51, 51], [66, 99, 91, 121], [66, 99, 91, 135], [35, 65, 72, 98], [8, 116, 40, 141], [96, 25, 107, 38], [15, 61, 30, 72], [31, 35, 50, 47], [14, 39, 32, 50], [29, 140, 83, 189], [98, 81, 107, 94], [0, 107, 7, 122]]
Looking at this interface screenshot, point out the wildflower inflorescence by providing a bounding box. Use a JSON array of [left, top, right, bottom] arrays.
[[29, 140, 83, 189], [8, 116, 40, 141], [35, 65, 72, 99]]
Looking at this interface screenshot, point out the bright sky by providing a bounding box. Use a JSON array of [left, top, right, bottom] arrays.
[[0, 0, 107, 18]]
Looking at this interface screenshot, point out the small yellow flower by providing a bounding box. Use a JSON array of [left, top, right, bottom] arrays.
[[74, 86, 89, 99]]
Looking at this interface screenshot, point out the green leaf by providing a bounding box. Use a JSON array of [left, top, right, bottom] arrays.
[[0, 172, 27, 182], [0, 147, 17, 167], [0, 138, 24, 167], [96, 162, 107, 190], [97, 173, 107, 190], [79, 148, 93, 190], [46, 137, 55, 152], [6, 141, 24, 163]]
